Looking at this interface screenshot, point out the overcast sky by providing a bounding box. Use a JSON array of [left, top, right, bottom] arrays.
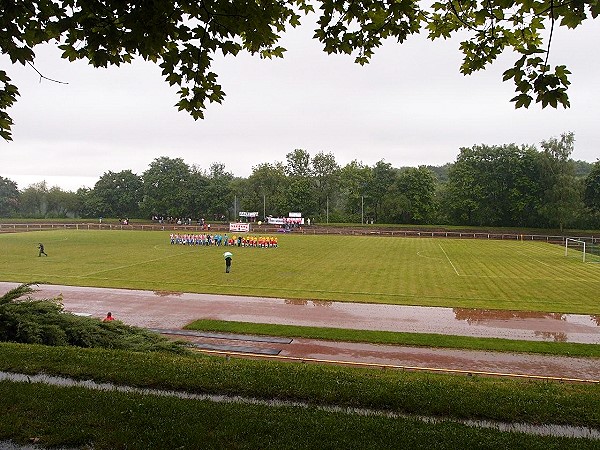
[[1, 15, 599, 192]]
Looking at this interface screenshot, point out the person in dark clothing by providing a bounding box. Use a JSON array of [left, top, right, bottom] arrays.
[[38, 243, 47, 257], [225, 256, 232, 273]]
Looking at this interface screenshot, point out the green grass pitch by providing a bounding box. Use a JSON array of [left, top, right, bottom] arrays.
[[1, 230, 598, 314]]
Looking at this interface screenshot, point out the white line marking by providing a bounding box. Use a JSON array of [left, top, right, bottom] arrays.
[[439, 244, 460, 276]]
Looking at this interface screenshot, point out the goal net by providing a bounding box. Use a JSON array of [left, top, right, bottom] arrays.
[[587, 242, 600, 263], [565, 238, 600, 263]]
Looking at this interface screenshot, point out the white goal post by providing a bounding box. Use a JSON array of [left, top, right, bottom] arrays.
[[565, 238, 586, 262], [564, 238, 600, 263]]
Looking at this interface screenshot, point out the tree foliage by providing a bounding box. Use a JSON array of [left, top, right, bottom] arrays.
[[445, 144, 546, 227], [339, 160, 372, 222], [584, 161, 600, 213], [140, 156, 192, 218], [2, 0, 598, 140], [312, 151, 341, 219], [204, 162, 234, 218], [0, 175, 19, 216], [367, 160, 395, 222], [388, 166, 437, 224], [538, 132, 581, 231], [93, 170, 143, 218], [242, 162, 290, 217], [285, 149, 312, 178]]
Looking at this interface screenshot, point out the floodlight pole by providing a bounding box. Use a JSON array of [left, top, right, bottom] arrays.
[[263, 194, 266, 222], [326, 196, 329, 224], [361, 195, 364, 225]]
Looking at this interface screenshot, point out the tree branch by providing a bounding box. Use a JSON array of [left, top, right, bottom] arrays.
[[544, 0, 556, 70], [27, 62, 69, 85]]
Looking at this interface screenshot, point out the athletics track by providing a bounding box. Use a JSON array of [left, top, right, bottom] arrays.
[[0, 281, 598, 383]]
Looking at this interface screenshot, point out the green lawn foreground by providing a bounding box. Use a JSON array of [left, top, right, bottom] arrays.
[[1, 229, 599, 314], [1, 343, 599, 449]]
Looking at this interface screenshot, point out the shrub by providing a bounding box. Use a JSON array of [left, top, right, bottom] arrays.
[[0, 283, 186, 353]]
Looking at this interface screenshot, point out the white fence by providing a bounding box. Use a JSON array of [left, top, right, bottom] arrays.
[[1, 222, 597, 244]]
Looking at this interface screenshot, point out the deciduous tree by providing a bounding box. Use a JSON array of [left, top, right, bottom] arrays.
[[245, 162, 289, 219], [141, 157, 191, 218], [388, 166, 437, 224], [285, 149, 312, 178], [0, 176, 19, 217], [366, 160, 395, 223], [538, 132, 581, 231], [583, 161, 600, 219], [92, 170, 142, 218], [312, 151, 340, 221], [204, 162, 234, 219], [19, 181, 49, 217], [46, 186, 79, 218], [445, 144, 545, 227], [284, 149, 315, 215], [339, 160, 372, 222]]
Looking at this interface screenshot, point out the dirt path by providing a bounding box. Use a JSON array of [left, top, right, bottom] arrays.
[[2, 282, 599, 382]]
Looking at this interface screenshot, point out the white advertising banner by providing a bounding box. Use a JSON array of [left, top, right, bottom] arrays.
[[267, 217, 304, 225], [229, 223, 250, 232]]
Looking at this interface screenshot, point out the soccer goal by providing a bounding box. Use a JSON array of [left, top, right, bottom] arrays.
[[565, 238, 600, 263]]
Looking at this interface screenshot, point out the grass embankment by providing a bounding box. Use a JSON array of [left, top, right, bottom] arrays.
[[5, 383, 598, 450], [185, 319, 600, 358], [1, 343, 599, 449], [1, 230, 600, 313]]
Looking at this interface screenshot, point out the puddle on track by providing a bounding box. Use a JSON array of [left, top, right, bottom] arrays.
[[1, 282, 598, 344]]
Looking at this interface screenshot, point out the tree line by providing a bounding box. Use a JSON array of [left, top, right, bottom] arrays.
[[1, 133, 599, 230]]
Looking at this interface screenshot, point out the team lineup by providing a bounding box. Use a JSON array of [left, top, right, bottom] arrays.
[[169, 233, 278, 248]]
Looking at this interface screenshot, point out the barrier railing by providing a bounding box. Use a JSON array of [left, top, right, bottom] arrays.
[[0, 222, 595, 244]]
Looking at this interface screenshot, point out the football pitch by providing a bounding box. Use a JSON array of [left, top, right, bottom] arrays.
[[1, 229, 599, 314]]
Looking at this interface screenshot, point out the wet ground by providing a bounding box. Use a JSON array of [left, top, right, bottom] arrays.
[[1, 281, 599, 382]]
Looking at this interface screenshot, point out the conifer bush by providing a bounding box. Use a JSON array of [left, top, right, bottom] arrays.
[[0, 283, 186, 353]]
